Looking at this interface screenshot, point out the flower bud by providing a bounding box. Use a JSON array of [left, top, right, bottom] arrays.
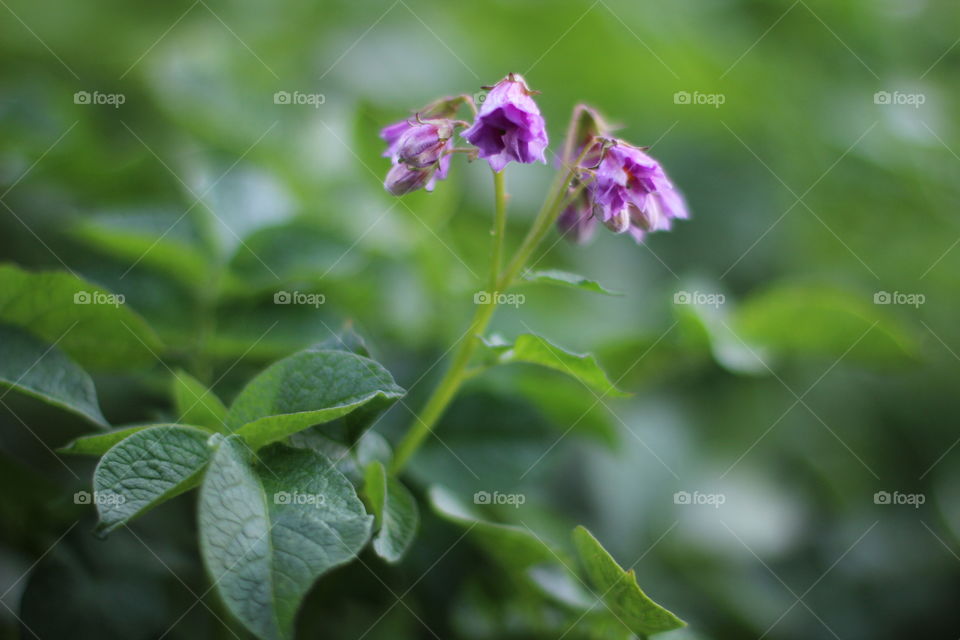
[[602, 206, 631, 234], [381, 97, 467, 196], [395, 122, 454, 168], [560, 104, 612, 169], [384, 163, 431, 196]]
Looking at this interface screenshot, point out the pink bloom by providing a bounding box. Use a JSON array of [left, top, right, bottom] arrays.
[[380, 97, 465, 195], [462, 73, 548, 172], [587, 141, 689, 243]]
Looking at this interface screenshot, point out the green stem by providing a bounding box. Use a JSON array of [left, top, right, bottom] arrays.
[[390, 300, 496, 473], [489, 170, 507, 294], [391, 162, 583, 474], [392, 171, 507, 473]]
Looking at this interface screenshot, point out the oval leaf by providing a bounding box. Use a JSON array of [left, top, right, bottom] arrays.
[[71, 209, 211, 288], [482, 334, 628, 398], [364, 461, 419, 563], [429, 485, 557, 570], [734, 285, 919, 366], [59, 424, 149, 456], [199, 436, 372, 640], [93, 425, 212, 534], [172, 370, 228, 432], [0, 264, 162, 370], [227, 349, 405, 450], [572, 526, 685, 636], [522, 269, 622, 296], [0, 323, 107, 427]]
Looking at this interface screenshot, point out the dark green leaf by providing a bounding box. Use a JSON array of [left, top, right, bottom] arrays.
[[673, 299, 768, 375], [58, 424, 149, 456], [199, 436, 372, 640], [572, 526, 685, 636], [429, 485, 557, 570], [734, 284, 919, 366], [0, 323, 107, 427], [309, 326, 372, 357], [481, 334, 628, 398], [364, 461, 418, 563], [225, 219, 364, 294], [0, 264, 163, 370], [71, 209, 211, 287], [171, 369, 228, 432], [93, 425, 212, 534], [227, 349, 404, 449], [288, 428, 392, 485], [521, 269, 622, 296]]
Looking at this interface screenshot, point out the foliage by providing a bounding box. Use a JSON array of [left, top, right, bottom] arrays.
[[2, 1, 958, 639]]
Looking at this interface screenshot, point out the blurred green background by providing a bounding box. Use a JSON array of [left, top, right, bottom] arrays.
[[1, 0, 958, 638]]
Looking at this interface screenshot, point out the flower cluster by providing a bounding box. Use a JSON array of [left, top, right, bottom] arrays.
[[380, 96, 463, 195], [381, 74, 688, 244]]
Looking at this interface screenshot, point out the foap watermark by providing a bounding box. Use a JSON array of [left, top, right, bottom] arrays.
[[873, 490, 925, 508], [674, 91, 725, 108], [74, 291, 125, 307], [74, 90, 126, 108], [274, 491, 326, 507], [473, 490, 526, 508], [473, 90, 489, 106], [474, 291, 525, 308], [273, 90, 326, 108], [874, 291, 924, 308], [874, 90, 925, 108], [674, 290, 725, 308], [74, 490, 126, 506], [674, 490, 726, 509], [274, 291, 326, 308]]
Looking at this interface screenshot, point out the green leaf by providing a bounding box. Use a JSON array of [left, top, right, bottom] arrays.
[[673, 296, 769, 375], [430, 486, 599, 618], [733, 284, 919, 366], [71, 209, 211, 288], [93, 425, 212, 534], [289, 428, 392, 485], [0, 264, 163, 370], [227, 349, 405, 450], [521, 269, 622, 296], [481, 334, 628, 398], [310, 326, 371, 357], [58, 424, 149, 456], [429, 485, 557, 570], [572, 526, 685, 636], [225, 219, 364, 294], [199, 436, 372, 640], [364, 461, 418, 563], [172, 370, 228, 432], [0, 323, 107, 427]]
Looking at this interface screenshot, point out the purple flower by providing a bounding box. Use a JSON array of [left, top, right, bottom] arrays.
[[462, 73, 548, 172], [380, 96, 466, 195], [381, 119, 414, 158], [587, 141, 689, 243], [384, 162, 432, 196], [552, 104, 687, 244], [555, 105, 610, 243], [394, 121, 455, 168]]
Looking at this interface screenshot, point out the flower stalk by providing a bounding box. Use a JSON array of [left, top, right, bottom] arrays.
[[385, 77, 688, 474], [391, 163, 578, 473]]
